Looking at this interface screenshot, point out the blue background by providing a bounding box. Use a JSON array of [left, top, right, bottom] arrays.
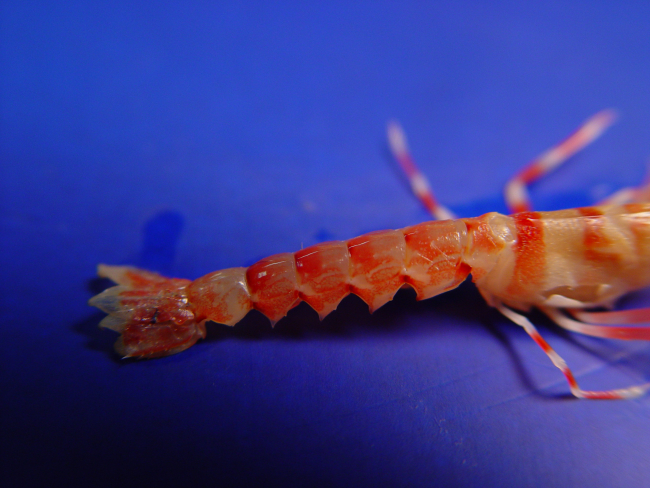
[[3, 1, 650, 487]]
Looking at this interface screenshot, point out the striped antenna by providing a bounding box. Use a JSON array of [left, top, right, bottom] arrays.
[[387, 121, 455, 221], [505, 109, 618, 213]]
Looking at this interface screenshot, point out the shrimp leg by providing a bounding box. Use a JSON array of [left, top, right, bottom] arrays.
[[497, 303, 650, 399], [569, 307, 650, 325], [542, 307, 650, 340]]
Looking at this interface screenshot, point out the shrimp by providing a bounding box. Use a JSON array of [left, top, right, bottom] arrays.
[[90, 110, 650, 400]]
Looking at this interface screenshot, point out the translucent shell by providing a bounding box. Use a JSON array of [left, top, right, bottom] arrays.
[[295, 241, 350, 320], [347, 230, 407, 312], [402, 220, 469, 300], [246, 253, 300, 324], [188, 267, 252, 326]]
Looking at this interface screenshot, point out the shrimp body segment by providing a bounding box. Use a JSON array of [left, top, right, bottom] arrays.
[[89, 203, 650, 359]]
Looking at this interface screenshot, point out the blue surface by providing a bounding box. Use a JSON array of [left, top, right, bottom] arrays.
[[3, 2, 650, 487]]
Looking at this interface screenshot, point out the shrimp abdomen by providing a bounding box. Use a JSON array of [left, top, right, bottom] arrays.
[[189, 220, 471, 328], [93, 219, 473, 357]]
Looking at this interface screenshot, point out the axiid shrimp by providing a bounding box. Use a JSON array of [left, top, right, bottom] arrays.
[[90, 110, 650, 400]]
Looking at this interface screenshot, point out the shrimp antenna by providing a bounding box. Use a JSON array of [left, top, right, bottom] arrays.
[[387, 120, 455, 221], [505, 109, 618, 213]]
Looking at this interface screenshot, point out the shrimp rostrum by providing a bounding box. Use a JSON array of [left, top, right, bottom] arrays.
[[90, 110, 650, 400]]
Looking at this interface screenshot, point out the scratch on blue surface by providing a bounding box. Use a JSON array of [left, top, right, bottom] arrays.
[[276, 360, 511, 432]]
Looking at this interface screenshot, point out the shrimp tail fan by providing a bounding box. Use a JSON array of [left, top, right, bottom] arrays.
[[88, 265, 205, 358]]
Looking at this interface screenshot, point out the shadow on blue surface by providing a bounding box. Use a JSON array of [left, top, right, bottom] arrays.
[[138, 210, 185, 273], [73, 312, 121, 361], [76, 210, 186, 360]]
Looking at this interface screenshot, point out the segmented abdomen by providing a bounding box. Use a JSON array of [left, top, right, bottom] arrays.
[[187, 219, 470, 327]]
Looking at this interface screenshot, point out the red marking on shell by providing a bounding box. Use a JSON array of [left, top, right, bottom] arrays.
[[577, 206, 604, 217], [402, 220, 469, 300], [347, 230, 406, 311], [463, 216, 504, 255], [295, 241, 350, 318], [583, 249, 621, 265], [125, 296, 193, 326], [577, 207, 621, 265], [506, 212, 545, 297], [124, 269, 189, 289], [121, 319, 204, 358], [455, 262, 472, 283], [115, 271, 194, 326], [578, 207, 608, 246], [624, 203, 648, 215], [510, 203, 530, 214], [124, 270, 160, 287], [463, 215, 506, 282], [246, 253, 299, 323]]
